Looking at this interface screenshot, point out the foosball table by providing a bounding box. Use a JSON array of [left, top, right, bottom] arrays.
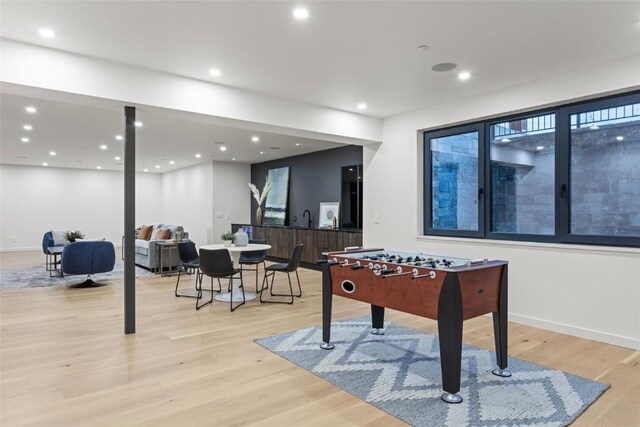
[[318, 249, 510, 404]]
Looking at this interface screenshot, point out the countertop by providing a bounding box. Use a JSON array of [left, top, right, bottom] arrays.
[[233, 224, 362, 234]]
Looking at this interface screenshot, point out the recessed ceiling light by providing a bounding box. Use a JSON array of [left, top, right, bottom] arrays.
[[39, 28, 56, 38], [114, 156, 121, 161], [501, 138, 511, 143], [169, 160, 175, 165], [195, 153, 202, 158], [96, 166, 102, 170], [100, 144, 108, 150], [209, 68, 222, 77], [21, 137, 29, 143], [134, 121, 143, 127], [589, 125, 599, 130], [155, 165, 160, 169], [293, 7, 309, 20], [220, 146, 227, 151], [49, 151, 56, 156], [25, 106, 37, 113], [431, 62, 457, 72], [144, 169, 149, 172], [357, 103, 367, 110], [616, 136, 624, 141], [295, 143, 300, 146], [458, 71, 471, 80], [23, 125, 32, 131], [115, 135, 123, 140], [259, 151, 264, 154], [42, 162, 48, 166], [232, 157, 236, 161], [251, 136, 260, 142], [536, 146, 544, 151]]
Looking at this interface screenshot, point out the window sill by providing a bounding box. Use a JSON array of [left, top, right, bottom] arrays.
[[415, 235, 640, 255]]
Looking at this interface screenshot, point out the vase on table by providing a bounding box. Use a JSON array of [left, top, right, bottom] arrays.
[[256, 205, 264, 225], [234, 229, 248, 247], [223, 240, 232, 247]]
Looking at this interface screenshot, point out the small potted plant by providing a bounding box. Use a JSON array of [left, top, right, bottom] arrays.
[[221, 232, 235, 247], [64, 230, 85, 243]]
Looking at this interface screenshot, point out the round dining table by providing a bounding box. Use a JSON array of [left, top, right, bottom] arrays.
[[200, 243, 271, 302]]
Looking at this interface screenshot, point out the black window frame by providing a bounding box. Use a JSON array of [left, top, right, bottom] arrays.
[[422, 90, 640, 248], [423, 123, 485, 238], [559, 91, 640, 248], [484, 108, 559, 244]]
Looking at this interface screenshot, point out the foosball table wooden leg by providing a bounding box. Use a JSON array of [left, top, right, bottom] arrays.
[[371, 304, 385, 335], [492, 264, 511, 377], [438, 274, 464, 403], [320, 261, 335, 350]]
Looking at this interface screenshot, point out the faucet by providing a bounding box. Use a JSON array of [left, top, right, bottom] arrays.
[[303, 209, 312, 228]]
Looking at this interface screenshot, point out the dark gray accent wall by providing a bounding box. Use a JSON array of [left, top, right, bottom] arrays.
[[251, 145, 362, 227]]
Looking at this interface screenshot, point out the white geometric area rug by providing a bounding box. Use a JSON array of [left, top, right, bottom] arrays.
[[255, 318, 609, 427]]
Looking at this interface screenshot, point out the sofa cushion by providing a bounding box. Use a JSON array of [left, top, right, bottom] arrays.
[[164, 225, 183, 239], [156, 228, 171, 240], [51, 229, 68, 246], [150, 227, 161, 240], [138, 225, 153, 240], [135, 239, 150, 256]]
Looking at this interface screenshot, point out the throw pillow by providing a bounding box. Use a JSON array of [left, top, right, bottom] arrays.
[[149, 227, 161, 241], [156, 228, 171, 240], [51, 229, 68, 246], [138, 225, 153, 240]]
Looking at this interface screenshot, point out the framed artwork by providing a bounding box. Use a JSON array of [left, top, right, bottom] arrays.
[[263, 167, 290, 226], [319, 202, 340, 228]]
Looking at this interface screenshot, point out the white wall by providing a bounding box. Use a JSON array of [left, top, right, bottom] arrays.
[[0, 164, 163, 251], [211, 161, 251, 243], [1, 40, 382, 144], [1, 161, 252, 251], [162, 162, 213, 247], [365, 55, 640, 349]]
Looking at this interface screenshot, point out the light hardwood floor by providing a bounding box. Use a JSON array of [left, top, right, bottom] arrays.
[[1, 250, 638, 426]]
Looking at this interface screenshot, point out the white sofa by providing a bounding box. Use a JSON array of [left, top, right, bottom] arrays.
[[134, 224, 189, 271]]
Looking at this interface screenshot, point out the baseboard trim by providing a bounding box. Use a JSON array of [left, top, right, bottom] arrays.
[[0, 246, 40, 252], [508, 313, 640, 350], [1, 245, 124, 253]]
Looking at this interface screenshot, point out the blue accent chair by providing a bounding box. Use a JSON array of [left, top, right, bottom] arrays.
[[61, 241, 116, 286], [42, 231, 65, 274]]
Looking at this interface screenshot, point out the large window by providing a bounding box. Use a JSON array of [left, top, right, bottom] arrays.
[[423, 91, 639, 247], [424, 125, 483, 237], [489, 113, 556, 236], [568, 100, 640, 240]]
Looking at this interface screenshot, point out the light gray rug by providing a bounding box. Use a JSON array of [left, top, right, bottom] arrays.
[[256, 317, 609, 427], [0, 259, 155, 291]]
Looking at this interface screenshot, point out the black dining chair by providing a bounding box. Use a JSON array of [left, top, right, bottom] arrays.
[[175, 241, 221, 298], [260, 243, 304, 304], [198, 248, 245, 311], [239, 239, 268, 293]]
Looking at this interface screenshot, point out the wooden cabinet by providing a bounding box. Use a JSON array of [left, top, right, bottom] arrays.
[[232, 224, 362, 267]]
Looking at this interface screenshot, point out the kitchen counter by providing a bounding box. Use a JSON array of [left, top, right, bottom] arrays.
[[232, 224, 362, 266]]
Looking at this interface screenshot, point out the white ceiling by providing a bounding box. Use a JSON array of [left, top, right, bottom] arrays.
[[1, 1, 639, 172], [0, 93, 343, 172], [2, 1, 639, 118]]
